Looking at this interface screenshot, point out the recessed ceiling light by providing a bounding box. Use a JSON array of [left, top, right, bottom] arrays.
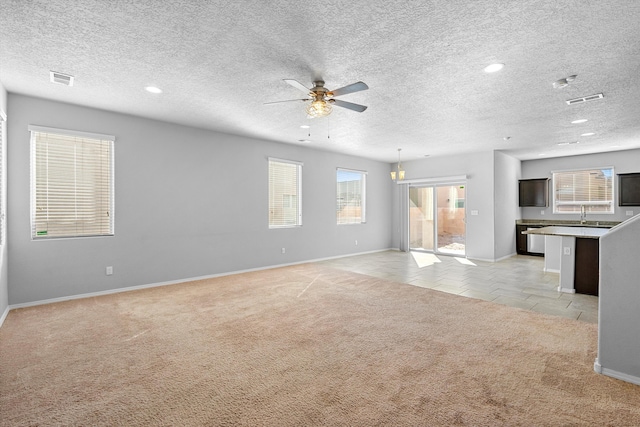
[[571, 119, 588, 124], [558, 141, 580, 146], [145, 86, 162, 94], [581, 132, 595, 136], [503, 136, 511, 141], [483, 63, 504, 73], [538, 153, 546, 156], [300, 125, 310, 129], [298, 139, 311, 143]]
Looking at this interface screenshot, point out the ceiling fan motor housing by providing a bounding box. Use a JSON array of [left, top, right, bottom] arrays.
[[311, 81, 330, 100]]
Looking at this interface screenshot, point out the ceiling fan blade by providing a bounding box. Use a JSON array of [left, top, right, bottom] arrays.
[[331, 99, 368, 112], [283, 79, 311, 93], [329, 81, 369, 97], [264, 99, 309, 105]]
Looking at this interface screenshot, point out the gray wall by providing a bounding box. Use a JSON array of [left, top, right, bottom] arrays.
[[494, 151, 521, 259], [521, 150, 640, 222], [390, 151, 498, 261], [597, 214, 640, 384], [0, 82, 7, 320], [7, 94, 392, 305]]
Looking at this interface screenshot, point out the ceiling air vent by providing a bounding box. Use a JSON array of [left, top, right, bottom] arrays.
[[49, 71, 74, 86], [566, 93, 603, 105]]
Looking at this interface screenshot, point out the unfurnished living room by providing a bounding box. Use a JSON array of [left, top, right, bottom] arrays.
[[1, 1, 640, 426]]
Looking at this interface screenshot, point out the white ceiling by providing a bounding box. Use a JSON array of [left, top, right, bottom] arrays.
[[2, 0, 640, 163]]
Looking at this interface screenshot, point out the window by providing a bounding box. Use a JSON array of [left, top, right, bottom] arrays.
[[552, 167, 614, 214], [268, 158, 302, 227], [30, 126, 115, 239], [337, 168, 366, 224]]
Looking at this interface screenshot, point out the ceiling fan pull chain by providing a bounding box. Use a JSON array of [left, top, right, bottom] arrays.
[[327, 117, 330, 139]]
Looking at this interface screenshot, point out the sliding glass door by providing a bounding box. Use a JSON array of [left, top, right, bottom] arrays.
[[409, 184, 466, 255], [409, 186, 434, 251]]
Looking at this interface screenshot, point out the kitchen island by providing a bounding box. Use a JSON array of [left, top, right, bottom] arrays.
[[523, 226, 609, 295]]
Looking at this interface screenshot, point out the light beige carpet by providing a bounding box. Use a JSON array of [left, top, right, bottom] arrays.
[[1, 264, 639, 426]]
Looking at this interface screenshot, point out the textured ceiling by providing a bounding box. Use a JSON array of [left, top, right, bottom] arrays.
[[2, 0, 640, 162]]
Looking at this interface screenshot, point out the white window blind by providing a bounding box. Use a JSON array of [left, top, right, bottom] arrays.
[[268, 158, 302, 227], [30, 126, 115, 239], [552, 167, 614, 214], [337, 168, 366, 224]]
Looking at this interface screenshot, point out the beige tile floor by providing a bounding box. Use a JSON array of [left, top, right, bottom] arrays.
[[317, 250, 599, 323]]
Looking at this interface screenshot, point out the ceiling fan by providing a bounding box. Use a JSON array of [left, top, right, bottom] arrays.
[[265, 79, 369, 118]]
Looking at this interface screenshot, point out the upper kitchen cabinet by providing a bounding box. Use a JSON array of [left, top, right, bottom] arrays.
[[618, 173, 640, 206], [519, 178, 549, 207]]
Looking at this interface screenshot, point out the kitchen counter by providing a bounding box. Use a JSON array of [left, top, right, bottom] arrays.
[[523, 226, 609, 239], [516, 220, 619, 256], [516, 219, 620, 228], [522, 226, 607, 295]]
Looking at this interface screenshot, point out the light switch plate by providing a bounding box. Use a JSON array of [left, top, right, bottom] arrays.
[[563, 247, 571, 255]]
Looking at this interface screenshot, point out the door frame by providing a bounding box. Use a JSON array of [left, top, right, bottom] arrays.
[[400, 176, 467, 256]]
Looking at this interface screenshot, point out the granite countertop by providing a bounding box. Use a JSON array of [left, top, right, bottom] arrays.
[[516, 219, 620, 228], [522, 226, 609, 239]]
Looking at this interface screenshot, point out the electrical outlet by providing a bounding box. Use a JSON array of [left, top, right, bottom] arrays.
[[541, 210, 545, 215], [563, 247, 571, 256], [281, 248, 285, 254], [626, 210, 634, 216], [106, 266, 113, 275], [355, 240, 358, 245], [471, 210, 479, 216]]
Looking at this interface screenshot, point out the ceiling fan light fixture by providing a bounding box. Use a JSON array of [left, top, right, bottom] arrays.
[[306, 99, 332, 118], [271, 79, 368, 117]]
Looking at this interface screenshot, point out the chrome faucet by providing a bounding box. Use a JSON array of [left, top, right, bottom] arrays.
[[580, 204, 587, 224]]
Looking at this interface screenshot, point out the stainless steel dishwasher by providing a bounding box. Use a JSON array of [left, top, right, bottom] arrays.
[[526, 227, 545, 254]]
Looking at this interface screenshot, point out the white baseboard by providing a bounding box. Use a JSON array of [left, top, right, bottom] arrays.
[[0, 305, 9, 328], [494, 252, 518, 262], [558, 286, 576, 293], [544, 268, 560, 273], [468, 252, 516, 263], [594, 359, 640, 386], [6, 248, 394, 312]]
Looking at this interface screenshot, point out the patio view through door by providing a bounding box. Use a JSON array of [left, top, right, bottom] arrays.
[[409, 184, 466, 255]]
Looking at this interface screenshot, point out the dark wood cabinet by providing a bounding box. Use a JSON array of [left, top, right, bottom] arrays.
[[618, 172, 640, 206], [574, 238, 599, 296], [519, 178, 549, 207], [516, 225, 528, 254]]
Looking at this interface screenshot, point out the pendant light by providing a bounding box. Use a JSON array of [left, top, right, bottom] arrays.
[[390, 148, 405, 181]]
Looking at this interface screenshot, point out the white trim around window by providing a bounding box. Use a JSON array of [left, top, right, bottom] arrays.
[[551, 167, 614, 214], [268, 157, 302, 228], [29, 125, 115, 239], [337, 168, 366, 225]]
